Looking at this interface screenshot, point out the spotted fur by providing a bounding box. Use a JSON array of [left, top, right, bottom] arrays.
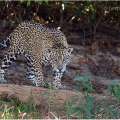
[[0, 21, 73, 89]]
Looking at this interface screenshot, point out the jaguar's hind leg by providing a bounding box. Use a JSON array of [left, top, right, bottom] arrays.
[[0, 52, 18, 83], [26, 62, 36, 84]]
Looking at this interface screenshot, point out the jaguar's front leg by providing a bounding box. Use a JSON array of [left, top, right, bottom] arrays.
[[52, 72, 66, 90], [33, 62, 48, 88], [26, 62, 36, 85]]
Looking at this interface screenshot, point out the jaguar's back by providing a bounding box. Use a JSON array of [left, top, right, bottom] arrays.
[[0, 21, 73, 89], [9, 22, 68, 56]]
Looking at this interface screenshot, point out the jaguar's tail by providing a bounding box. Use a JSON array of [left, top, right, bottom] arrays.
[[0, 36, 10, 49]]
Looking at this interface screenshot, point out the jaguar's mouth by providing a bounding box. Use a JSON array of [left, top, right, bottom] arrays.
[[53, 71, 63, 76]]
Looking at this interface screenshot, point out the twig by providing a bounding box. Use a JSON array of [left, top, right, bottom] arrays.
[[50, 112, 59, 120], [9, 1, 19, 23], [32, 4, 40, 21]]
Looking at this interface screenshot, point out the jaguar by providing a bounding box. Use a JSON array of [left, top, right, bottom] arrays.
[[0, 21, 73, 89]]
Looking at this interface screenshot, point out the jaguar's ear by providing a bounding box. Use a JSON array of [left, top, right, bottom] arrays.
[[67, 48, 73, 54], [45, 47, 52, 53]]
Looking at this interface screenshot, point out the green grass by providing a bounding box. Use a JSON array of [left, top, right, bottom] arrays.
[[64, 76, 120, 119], [0, 77, 119, 119]]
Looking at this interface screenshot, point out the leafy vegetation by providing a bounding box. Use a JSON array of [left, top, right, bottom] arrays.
[[0, 1, 120, 26], [64, 77, 120, 119], [0, 91, 38, 119], [0, 77, 119, 119], [0, 1, 120, 42]]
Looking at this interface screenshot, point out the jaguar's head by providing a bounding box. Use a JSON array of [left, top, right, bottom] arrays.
[[45, 47, 73, 73]]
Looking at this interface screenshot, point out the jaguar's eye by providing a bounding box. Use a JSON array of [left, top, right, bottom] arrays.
[[54, 59, 57, 62], [63, 56, 69, 63], [62, 58, 66, 62]]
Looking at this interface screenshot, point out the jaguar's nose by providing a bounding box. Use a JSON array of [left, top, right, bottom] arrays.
[[58, 65, 63, 71]]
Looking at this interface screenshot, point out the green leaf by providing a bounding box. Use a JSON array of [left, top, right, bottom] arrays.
[[84, 102, 93, 115], [8, 98, 16, 105], [70, 98, 78, 106], [84, 2, 90, 10], [73, 86, 81, 91], [111, 110, 119, 118], [74, 107, 83, 113], [84, 83, 94, 92], [108, 80, 119, 88], [65, 101, 72, 117], [35, 0, 43, 4], [84, 95, 96, 102], [27, 0, 31, 6], [20, 0, 24, 3], [22, 104, 28, 113], [18, 104, 24, 111], [91, 6, 94, 12], [91, 9, 95, 19], [79, 101, 85, 106], [108, 80, 120, 99], [34, 0, 37, 2], [44, 0, 48, 4], [84, 105, 91, 114], [35, 0, 48, 4], [74, 76, 90, 82], [29, 103, 33, 113], [82, 86, 88, 93], [98, 2, 104, 8], [42, 91, 52, 96]]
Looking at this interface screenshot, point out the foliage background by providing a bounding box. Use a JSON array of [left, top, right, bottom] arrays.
[[0, 1, 120, 43]]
